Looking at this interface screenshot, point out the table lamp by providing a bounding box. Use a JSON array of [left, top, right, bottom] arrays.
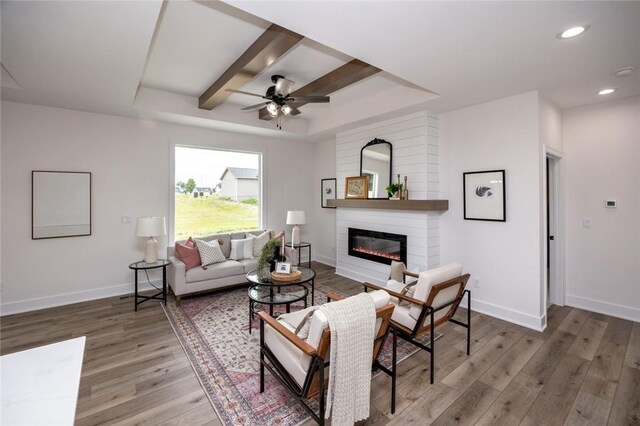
[[135, 216, 166, 263], [286, 210, 306, 246]]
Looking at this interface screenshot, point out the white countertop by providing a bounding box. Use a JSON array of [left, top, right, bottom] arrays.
[[1, 336, 86, 426]]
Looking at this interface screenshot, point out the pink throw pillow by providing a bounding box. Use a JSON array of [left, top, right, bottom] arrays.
[[175, 237, 201, 270], [272, 230, 285, 240]]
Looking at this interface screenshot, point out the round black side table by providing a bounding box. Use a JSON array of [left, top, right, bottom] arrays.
[[128, 259, 171, 311]]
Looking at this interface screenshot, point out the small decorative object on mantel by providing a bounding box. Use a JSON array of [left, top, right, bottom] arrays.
[[321, 178, 337, 208], [345, 176, 369, 199], [403, 176, 409, 200], [386, 183, 401, 200], [463, 169, 506, 222]]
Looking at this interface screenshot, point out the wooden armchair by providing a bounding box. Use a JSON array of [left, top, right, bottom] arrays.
[[364, 263, 471, 384], [258, 290, 396, 425]]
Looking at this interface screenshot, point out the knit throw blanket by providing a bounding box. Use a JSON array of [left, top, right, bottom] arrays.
[[319, 292, 376, 425]]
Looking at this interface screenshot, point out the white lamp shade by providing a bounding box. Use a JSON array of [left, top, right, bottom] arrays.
[[135, 216, 166, 237], [286, 210, 306, 225]]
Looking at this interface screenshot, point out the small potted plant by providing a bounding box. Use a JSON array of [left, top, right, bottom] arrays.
[[386, 183, 402, 200], [256, 238, 283, 281]]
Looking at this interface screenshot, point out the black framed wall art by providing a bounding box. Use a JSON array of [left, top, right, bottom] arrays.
[[463, 169, 506, 222], [321, 178, 336, 208]]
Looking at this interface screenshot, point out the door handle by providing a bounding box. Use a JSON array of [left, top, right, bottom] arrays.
[[549, 236, 555, 240]]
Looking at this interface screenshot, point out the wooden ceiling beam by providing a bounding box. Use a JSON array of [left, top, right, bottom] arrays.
[[199, 24, 303, 110], [259, 59, 381, 120]]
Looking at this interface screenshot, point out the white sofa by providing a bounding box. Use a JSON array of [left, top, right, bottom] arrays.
[[167, 230, 297, 300], [168, 230, 264, 299]]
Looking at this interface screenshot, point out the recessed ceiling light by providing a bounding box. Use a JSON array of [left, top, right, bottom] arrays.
[[615, 67, 634, 78], [598, 88, 616, 95], [559, 25, 589, 39]]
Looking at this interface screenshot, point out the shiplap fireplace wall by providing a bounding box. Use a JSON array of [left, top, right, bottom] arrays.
[[335, 111, 441, 285]]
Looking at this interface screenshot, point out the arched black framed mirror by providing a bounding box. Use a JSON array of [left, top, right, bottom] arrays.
[[360, 138, 392, 199]]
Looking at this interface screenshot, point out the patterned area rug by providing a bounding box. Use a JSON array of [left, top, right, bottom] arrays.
[[163, 284, 440, 426]]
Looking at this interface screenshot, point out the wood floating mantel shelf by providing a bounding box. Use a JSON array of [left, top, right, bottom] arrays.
[[327, 199, 448, 212]]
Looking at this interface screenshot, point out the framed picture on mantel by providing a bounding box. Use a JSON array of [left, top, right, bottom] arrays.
[[463, 169, 506, 222], [345, 176, 369, 199]]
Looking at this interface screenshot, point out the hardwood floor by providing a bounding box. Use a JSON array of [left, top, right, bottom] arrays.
[[1, 262, 638, 425]]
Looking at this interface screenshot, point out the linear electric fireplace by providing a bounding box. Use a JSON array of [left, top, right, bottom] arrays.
[[348, 228, 407, 265]]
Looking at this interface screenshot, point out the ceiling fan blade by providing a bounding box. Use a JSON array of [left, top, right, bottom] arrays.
[[287, 95, 330, 103], [288, 105, 302, 116], [226, 89, 266, 99], [241, 102, 270, 111], [275, 77, 295, 97]]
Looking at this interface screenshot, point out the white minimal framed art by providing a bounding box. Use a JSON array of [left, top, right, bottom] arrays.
[[463, 169, 506, 222], [321, 178, 336, 208]]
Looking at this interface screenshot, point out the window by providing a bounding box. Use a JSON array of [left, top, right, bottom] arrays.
[[174, 146, 261, 240]]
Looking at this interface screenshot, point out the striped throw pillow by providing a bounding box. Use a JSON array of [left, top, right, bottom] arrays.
[[194, 239, 226, 266], [230, 238, 254, 260]]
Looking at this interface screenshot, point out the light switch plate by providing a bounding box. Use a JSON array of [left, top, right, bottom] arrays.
[[121, 216, 131, 224], [583, 219, 591, 228]]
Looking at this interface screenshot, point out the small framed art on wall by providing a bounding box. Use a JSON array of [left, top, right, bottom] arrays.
[[463, 169, 506, 222]]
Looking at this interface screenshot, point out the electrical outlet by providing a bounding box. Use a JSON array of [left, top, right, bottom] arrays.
[[473, 278, 480, 288], [583, 219, 591, 228], [121, 216, 131, 224]]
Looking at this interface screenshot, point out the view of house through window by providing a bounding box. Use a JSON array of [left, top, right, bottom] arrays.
[[174, 146, 260, 240]]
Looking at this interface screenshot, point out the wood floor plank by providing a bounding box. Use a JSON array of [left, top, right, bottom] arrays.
[[156, 402, 221, 426], [429, 381, 500, 426], [567, 317, 608, 361], [564, 390, 612, 426], [476, 372, 544, 425], [581, 317, 631, 402], [480, 334, 544, 391], [557, 308, 590, 335], [608, 365, 640, 425], [624, 321, 640, 370], [386, 383, 460, 425], [526, 354, 590, 426], [521, 328, 577, 383], [442, 326, 522, 392]]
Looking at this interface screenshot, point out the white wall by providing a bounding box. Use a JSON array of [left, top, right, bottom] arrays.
[[335, 112, 440, 285], [311, 139, 337, 266], [440, 92, 545, 330], [0, 101, 314, 315], [563, 96, 640, 322]]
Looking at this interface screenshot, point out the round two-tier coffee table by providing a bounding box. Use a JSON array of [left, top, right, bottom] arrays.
[[246, 267, 316, 333]]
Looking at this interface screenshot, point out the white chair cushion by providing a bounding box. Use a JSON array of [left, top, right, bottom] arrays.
[[263, 318, 308, 387], [409, 263, 463, 320], [391, 304, 417, 331]]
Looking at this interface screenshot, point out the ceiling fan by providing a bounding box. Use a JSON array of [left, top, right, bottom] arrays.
[[227, 75, 330, 128]]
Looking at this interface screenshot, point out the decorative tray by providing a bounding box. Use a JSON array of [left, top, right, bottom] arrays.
[[271, 269, 302, 282]]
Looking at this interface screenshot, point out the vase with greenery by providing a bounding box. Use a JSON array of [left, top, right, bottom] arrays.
[[386, 183, 401, 199], [256, 238, 283, 281]]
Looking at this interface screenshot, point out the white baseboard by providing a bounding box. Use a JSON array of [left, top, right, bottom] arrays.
[[0, 281, 162, 316], [461, 295, 546, 332], [314, 254, 336, 268], [566, 294, 640, 323], [337, 266, 546, 331]]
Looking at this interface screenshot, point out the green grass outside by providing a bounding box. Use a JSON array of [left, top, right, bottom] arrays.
[[175, 194, 259, 240]]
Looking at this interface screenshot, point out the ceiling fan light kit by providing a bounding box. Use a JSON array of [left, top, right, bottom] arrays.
[[228, 74, 330, 130]]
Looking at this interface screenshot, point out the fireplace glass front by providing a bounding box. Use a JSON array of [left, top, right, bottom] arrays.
[[348, 228, 407, 265]]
